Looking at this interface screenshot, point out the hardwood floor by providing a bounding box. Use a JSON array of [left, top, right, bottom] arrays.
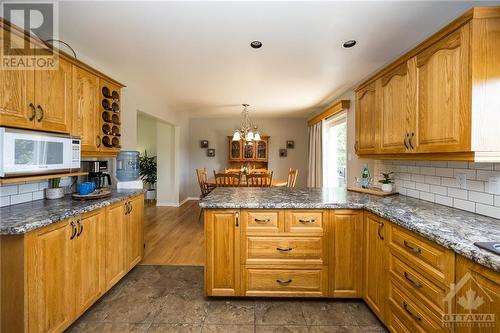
[[141, 200, 204, 266]]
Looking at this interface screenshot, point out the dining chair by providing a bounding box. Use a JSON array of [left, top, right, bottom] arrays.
[[249, 168, 268, 174], [196, 168, 216, 222], [246, 171, 273, 187], [214, 172, 241, 187], [224, 168, 241, 174], [287, 168, 298, 188]]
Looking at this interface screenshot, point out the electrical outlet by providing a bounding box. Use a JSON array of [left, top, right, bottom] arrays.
[[456, 173, 467, 189], [488, 176, 500, 195]]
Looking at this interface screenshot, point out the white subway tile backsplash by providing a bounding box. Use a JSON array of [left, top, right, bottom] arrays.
[[0, 185, 18, 197], [18, 182, 40, 193], [435, 195, 453, 207], [419, 191, 435, 203], [0, 196, 10, 207], [38, 181, 49, 190], [453, 198, 475, 213], [468, 191, 494, 205], [375, 160, 500, 219], [32, 190, 45, 201], [476, 204, 500, 219], [430, 185, 447, 196], [11, 192, 32, 205]]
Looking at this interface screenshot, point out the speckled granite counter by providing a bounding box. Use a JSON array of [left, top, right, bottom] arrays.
[[0, 189, 144, 235], [200, 187, 500, 272]]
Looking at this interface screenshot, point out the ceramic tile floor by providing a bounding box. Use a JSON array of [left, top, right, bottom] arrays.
[[65, 266, 387, 333]]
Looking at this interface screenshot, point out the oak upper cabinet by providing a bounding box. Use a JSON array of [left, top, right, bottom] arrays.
[[72, 210, 105, 317], [33, 57, 72, 133], [255, 139, 269, 161], [378, 59, 416, 154], [125, 195, 145, 270], [330, 210, 363, 297], [454, 256, 500, 333], [355, 82, 377, 154], [228, 138, 242, 161], [72, 66, 100, 152], [204, 209, 241, 296], [105, 201, 127, 289], [26, 220, 74, 333], [363, 213, 387, 322], [415, 25, 470, 153]]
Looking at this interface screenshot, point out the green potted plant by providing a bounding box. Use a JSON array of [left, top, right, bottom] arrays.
[[45, 178, 65, 199], [139, 150, 157, 200], [379, 172, 394, 193]]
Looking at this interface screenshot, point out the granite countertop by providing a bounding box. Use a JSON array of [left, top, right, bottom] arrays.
[[200, 187, 500, 272], [0, 189, 144, 235]]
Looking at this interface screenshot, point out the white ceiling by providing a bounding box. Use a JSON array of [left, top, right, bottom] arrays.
[[57, 1, 490, 118]]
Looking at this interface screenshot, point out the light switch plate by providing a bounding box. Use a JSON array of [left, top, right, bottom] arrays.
[[488, 176, 500, 195]]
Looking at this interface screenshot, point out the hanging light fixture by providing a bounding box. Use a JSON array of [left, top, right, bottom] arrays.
[[232, 104, 262, 142]]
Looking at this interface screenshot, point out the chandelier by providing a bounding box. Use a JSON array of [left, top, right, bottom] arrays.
[[232, 104, 261, 142]]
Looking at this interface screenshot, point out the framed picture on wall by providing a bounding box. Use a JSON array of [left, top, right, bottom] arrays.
[[200, 140, 209, 148], [279, 149, 287, 157], [207, 148, 215, 157], [286, 140, 295, 149]]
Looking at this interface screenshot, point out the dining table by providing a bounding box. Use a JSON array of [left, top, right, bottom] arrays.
[[206, 178, 287, 187]]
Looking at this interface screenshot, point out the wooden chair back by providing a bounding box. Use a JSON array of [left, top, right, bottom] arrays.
[[249, 168, 268, 174], [214, 172, 241, 187], [224, 168, 241, 174], [196, 168, 212, 197], [246, 171, 273, 187], [287, 168, 298, 188]]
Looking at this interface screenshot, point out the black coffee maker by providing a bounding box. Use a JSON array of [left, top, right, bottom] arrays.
[[82, 161, 112, 189]]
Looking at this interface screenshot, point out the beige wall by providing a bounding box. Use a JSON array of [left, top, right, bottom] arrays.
[[136, 112, 158, 156], [188, 117, 309, 197]]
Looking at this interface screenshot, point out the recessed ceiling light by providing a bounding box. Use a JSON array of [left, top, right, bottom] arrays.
[[342, 40, 357, 48], [250, 41, 262, 49]]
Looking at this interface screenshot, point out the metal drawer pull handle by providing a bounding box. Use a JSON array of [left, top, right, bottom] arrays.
[[404, 271, 422, 289], [276, 279, 292, 285], [377, 222, 384, 240], [403, 301, 422, 321], [276, 247, 293, 252], [408, 133, 415, 149], [70, 221, 77, 240], [298, 219, 316, 224], [404, 133, 409, 149], [77, 220, 83, 237], [28, 103, 36, 121], [36, 105, 44, 122], [254, 218, 271, 223], [403, 240, 422, 254]]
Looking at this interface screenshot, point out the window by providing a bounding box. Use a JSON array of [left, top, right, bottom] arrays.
[[322, 112, 347, 188]]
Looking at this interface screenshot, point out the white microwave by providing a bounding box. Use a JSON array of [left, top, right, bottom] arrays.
[[0, 127, 81, 177]]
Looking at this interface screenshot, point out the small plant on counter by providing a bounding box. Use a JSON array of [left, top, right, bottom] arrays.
[[45, 178, 65, 199], [379, 172, 394, 193], [139, 150, 157, 200]]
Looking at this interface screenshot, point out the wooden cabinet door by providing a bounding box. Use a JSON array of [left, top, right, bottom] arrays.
[[72, 66, 99, 151], [454, 256, 500, 333], [105, 202, 127, 289], [0, 31, 35, 129], [34, 57, 72, 133], [330, 210, 363, 297], [26, 220, 73, 333], [125, 195, 144, 270], [243, 142, 255, 160], [364, 213, 387, 322], [379, 59, 416, 153], [228, 138, 242, 161], [415, 25, 471, 153], [204, 210, 241, 296], [255, 139, 268, 161], [73, 210, 105, 317], [355, 83, 377, 154]]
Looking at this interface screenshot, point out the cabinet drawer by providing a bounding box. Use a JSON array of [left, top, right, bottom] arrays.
[[244, 268, 328, 297], [389, 253, 447, 316], [389, 224, 454, 285], [285, 210, 325, 234], [388, 278, 449, 333], [243, 236, 326, 265], [242, 210, 283, 233]]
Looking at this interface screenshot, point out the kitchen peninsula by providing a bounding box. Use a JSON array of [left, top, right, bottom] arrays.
[[200, 187, 500, 332]]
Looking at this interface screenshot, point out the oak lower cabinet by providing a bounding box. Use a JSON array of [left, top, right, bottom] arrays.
[[0, 194, 144, 333], [454, 256, 500, 333], [363, 212, 387, 322]]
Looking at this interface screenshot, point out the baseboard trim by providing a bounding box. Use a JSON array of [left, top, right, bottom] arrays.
[[156, 197, 199, 207]]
